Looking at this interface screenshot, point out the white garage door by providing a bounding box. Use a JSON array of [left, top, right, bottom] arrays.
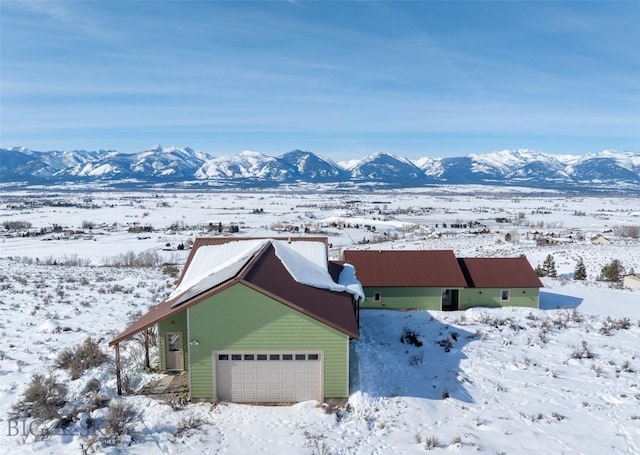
[[215, 352, 323, 403]]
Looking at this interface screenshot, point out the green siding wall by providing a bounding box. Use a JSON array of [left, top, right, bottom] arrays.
[[361, 286, 539, 310], [361, 286, 443, 310], [186, 283, 350, 401], [459, 288, 539, 310], [158, 311, 188, 371]]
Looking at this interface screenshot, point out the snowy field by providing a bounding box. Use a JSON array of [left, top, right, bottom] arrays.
[[0, 187, 639, 454]]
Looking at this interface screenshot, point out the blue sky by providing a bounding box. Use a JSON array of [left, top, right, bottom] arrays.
[[1, 1, 638, 160]]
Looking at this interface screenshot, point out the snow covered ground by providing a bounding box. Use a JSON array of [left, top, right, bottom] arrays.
[[0, 188, 639, 454]]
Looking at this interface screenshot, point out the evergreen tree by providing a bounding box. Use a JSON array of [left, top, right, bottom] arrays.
[[542, 255, 558, 278], [598, 259, 625, 282], [573, 257, 587, 280], [538, 254, 557, 278]]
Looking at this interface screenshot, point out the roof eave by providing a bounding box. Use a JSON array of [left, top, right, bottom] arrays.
[[109, 277, 240, 346]]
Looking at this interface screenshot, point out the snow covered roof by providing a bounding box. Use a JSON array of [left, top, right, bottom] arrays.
[[169, 239, 266, 307], [111, 237, 361, 345], [169, 238, 363, 307]]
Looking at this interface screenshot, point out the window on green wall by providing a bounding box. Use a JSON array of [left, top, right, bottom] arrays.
[[501, 289, 510, 301], [374, 292, 382, 302]]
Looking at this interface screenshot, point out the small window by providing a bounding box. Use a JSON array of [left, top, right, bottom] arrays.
[[257, 354, 267, 361], [282, 354, 293, 361], [218, 354, 229, 361], [373, 292, 382, 302], [295, 354, 306, 360], [501, 289, 510, 301], [269, 354, 280, 360], [308, 354, 319, 360], [231, 354, 241, 361], [243, 354, 254, 360]]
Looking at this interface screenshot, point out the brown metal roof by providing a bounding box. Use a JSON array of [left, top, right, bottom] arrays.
[[343, 249, 468, 287], [458, 257, 543, 289], [110, 238, 357, 346]]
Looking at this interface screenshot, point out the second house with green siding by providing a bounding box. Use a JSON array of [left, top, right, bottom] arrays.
[[343, 249, 542, 311]]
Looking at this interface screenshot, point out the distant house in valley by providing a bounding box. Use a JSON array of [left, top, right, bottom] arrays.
[[343, 250, 542, 311], [110, 237, 363, 404], [623, 274, 640, 291], [590, 234, 611, 245]]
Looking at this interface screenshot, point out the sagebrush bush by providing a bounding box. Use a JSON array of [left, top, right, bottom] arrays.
[[10, 373, 68, 420], [82, 378, 101, 395], [173, 415, 205, 437], [105, 401, 141, 436], [424, 435, 439, 450], [55, 337, 108, 380], [571, 340, 595, 360], [87, 391, 111, 411], [162, 264, 180, 278]]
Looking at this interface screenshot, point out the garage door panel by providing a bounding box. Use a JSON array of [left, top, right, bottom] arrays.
[[216, 351, 322, 403]]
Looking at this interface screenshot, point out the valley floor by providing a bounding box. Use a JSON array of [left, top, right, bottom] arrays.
[[1, 189, 639, 454]]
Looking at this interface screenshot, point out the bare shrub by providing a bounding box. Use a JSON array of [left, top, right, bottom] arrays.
[[105, 401, 141, 437], [173, 415, 206, 437], [41, 255, 92, 267], [3, 220, 32, 230], [600, 317, 631, 335], [103, 250, 162, 268], [409, 353, 423, 366], [424, 435, 440, 450], [613, 225, 640, 239], [82, 378, 101, 395], [10, 374, 68, 420], [87, 392, 111, 411], [162, 264, 180, 278], [571, 341, 595, 360], [55, 337, 108, 380], [619, 360, 635, 374], [400, 327, 423, 347]]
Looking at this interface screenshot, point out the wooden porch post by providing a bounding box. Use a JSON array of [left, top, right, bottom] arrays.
[[115, 343, 122, 395], [144, 329, 150, 370]]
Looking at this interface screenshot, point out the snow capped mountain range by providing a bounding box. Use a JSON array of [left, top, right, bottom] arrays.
[[1, 146, 639, 191]]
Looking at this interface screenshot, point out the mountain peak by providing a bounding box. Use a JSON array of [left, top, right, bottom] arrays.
[[1, 147, 638, 190]]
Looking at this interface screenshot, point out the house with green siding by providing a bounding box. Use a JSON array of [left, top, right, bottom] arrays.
[[110, 238, 362, 404], [457, 257, 542, 309], [343, 250, 542, 311]]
